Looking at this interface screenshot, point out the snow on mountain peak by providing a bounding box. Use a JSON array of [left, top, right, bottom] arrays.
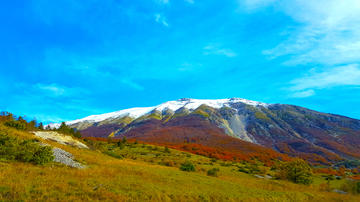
[[155, 98, 267, 112], [49, 98, 268, 127]]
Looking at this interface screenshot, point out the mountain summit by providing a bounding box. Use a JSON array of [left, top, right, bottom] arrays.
[[53, 98, 360, 164]]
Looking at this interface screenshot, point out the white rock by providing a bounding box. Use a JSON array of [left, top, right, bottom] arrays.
[[33, 131, 88, 149]]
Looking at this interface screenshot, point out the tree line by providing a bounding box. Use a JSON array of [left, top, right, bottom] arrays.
[[0, 111, 81, 138]]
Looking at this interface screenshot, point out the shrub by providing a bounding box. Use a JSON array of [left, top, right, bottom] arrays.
[[0, 134, 54, 165], [32, 146, 54, 165], [238, 163, 265, 174], [207, 168, 220, 177], [164, 146, 170, 153], [238, 166, 251, 174], [73, 131, 82, 138], [161, 160, 175, 167], [340, 180, 360, 194], [122, 136, 127, 144], [4, 120, 26, 130], [117, 141, 125, 149], [275, 159, 313, 185], [180, 161, 195, 172], [325, 174, 335, 181], [57, 122, 82, 138]]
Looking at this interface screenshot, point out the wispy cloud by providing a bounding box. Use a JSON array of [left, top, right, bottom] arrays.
[[154, 13, 169, 27], [240, 0, 276, 10], [288, 64, 360, 98], [203, 45, 237, 57], [156, 0, 169, 4], [178, 62, 203, 72], [121, 79, 144, 91], [290, 90, 315, 98], [290, 64, 360, 91], [260, 0, 360, 66], [36, 83, 66, 96], [34, 83, 89, 98], [244, 1, 360, 98], [184, 0, 194, 4]]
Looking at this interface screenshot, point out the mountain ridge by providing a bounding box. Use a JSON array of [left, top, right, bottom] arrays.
[[49, 98, 360, 164], [49, 98, 269, 128]]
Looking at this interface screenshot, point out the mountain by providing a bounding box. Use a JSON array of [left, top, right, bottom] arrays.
[[52, 98, 360, 164], [3, 115, 359, 201]]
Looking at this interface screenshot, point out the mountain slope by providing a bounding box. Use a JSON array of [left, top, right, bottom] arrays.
[[2, 123, 360, 201], [54, 98, 360, 163]]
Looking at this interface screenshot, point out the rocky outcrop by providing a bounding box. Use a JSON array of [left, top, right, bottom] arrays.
[[34, 131, 88, 168], [52, 148, 86, 169], [33, 131, 88, 149]]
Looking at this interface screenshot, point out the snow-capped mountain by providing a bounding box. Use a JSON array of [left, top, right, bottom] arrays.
[[50, 98, 268, 128], [51, 98, 360, 164]]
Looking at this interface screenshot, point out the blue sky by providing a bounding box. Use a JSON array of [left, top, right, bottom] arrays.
[[1, 0, 360, 123]]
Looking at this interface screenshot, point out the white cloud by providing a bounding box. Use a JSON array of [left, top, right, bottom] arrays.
[[288, 64, 360, 98], [245, 1, 360, 98], [203, 45, 237, 57], [155, 0, 169, 5], [35, 83, 66, 97], [121, 79, 144, 91], [260, 0, 360, 66], [184, 0, 194, 4], [178, 62, 203, 72], [154, 13, 169, 27], [290, 64, 360, 91], [290, 90, 315, 98], [241, 0, 276, 10], [34, 83, 89, 98]]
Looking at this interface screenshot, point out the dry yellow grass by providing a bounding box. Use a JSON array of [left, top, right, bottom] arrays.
[[1, 125, 359, 201]]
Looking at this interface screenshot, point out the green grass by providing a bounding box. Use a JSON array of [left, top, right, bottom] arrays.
[[255, 111, 271, 121]]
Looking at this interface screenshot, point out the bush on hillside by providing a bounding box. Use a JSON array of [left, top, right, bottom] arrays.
[[238, 163, 266, 174], [340, 180, 360, 194], [161, 160, 175, 167], [180, 161, 195, 172], [207, 168, 220, 177], [32, 146, 55, 165], [1, 112, 43, 131], [117, 141, 125, 149], [275, 159, 313, 185], [0, 133, 54, 165], [122, 136, 127, 144]]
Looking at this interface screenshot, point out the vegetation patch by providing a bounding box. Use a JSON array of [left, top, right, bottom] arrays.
[[238, 163, 266, 175], [192, 109, 210, 118], [254, 111, 271, 121], [207, 168, 220, 177], [180, 161, 196, 172], [0, 133, 54, 165], [274, 159, 313, 185]]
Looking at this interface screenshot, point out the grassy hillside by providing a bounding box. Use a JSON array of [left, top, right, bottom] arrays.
[[1, 121, 360, 201]]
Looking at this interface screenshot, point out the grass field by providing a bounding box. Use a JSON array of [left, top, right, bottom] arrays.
[[1, 125, 359, 201]]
